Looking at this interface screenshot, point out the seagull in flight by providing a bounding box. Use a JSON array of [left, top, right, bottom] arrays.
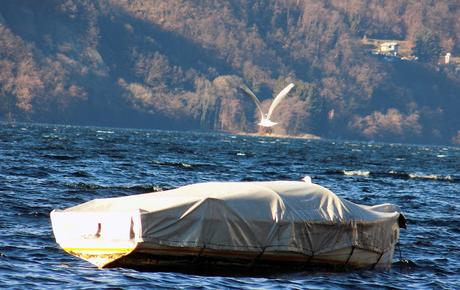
[[241, 83, 295, 127]]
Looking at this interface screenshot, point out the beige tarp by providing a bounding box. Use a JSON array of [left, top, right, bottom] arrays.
[[57, 180, 401, 255]]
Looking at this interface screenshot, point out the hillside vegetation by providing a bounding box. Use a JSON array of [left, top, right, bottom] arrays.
[[1, 0, 459, 144]]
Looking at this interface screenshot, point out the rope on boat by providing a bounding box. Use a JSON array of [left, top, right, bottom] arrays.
[[307, 251, 314, 264], [372, 251, 385, 269], [193, 243, 206, 263], [397, 242, 403, 261], [344, 246, 355, 265], [250, 246, 266, 266]]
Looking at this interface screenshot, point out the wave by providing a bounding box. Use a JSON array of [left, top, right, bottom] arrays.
[[151, 160, 215, 170], [67, 182, 166, 192], [96, 130, 115, 134], [326, 169, 458, 182], [325, 169, 370, 177], [407, 173, 456, 182], [43, 154, 78, 161], [343, 170, 370, 176], [385, 170, 458, 182], [71, 170, 92, 178], [6, 166, 53, 178]]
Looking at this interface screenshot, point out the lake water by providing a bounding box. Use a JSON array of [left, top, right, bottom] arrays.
[[1, 122, 459, 289]]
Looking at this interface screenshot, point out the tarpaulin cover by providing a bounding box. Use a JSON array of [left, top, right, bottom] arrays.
[[59, 181, 401, 255]]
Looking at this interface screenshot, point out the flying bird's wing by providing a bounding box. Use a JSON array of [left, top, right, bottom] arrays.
[[241, 84, 264, 120], [267, 83, 295, 120]]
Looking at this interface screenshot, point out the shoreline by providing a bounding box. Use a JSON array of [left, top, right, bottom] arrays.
[[232, 131, 321, 140]]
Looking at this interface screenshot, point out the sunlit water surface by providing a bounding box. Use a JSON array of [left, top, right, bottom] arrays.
[[1, 123, 459, 289]]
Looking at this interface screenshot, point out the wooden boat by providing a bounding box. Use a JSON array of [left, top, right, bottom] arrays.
[[50, 179, 405, 272]]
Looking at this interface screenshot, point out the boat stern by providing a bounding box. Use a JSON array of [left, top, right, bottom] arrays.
[[50, 209, 142, 268]]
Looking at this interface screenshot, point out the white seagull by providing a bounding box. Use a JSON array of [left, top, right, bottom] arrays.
[[241, 83, 295, 127]]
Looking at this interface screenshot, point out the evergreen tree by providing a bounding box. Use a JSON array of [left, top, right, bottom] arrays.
[[413, 31, 442, 63]]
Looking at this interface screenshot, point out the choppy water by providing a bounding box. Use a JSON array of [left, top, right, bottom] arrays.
[[1, 122, 459, 289]]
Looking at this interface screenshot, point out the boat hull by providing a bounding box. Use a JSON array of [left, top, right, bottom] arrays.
[[51, 181, 403, 273], [60, 240, 396, 272]]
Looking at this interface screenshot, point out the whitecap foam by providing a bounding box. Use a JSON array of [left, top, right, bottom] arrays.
[[343, 170, 370, 176], [408, 173, 438, 180], [96, 130, 115, 134], [407, 173, 455, 181]]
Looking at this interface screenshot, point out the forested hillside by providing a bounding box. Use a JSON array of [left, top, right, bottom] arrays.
[[1, 0, 460, 144]]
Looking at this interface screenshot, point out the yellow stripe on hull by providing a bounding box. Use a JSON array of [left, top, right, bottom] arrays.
[[63, 247, 136, 268], [64, 247, 134, 253]]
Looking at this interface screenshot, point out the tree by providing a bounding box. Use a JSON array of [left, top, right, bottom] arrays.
[[413, 31, 442, 63]]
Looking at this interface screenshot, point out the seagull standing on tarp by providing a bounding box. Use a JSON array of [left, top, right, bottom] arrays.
[[241, 83, 295, 128]]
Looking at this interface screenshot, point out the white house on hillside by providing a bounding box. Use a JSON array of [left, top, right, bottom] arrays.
[[379, 42, 400, 56]]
